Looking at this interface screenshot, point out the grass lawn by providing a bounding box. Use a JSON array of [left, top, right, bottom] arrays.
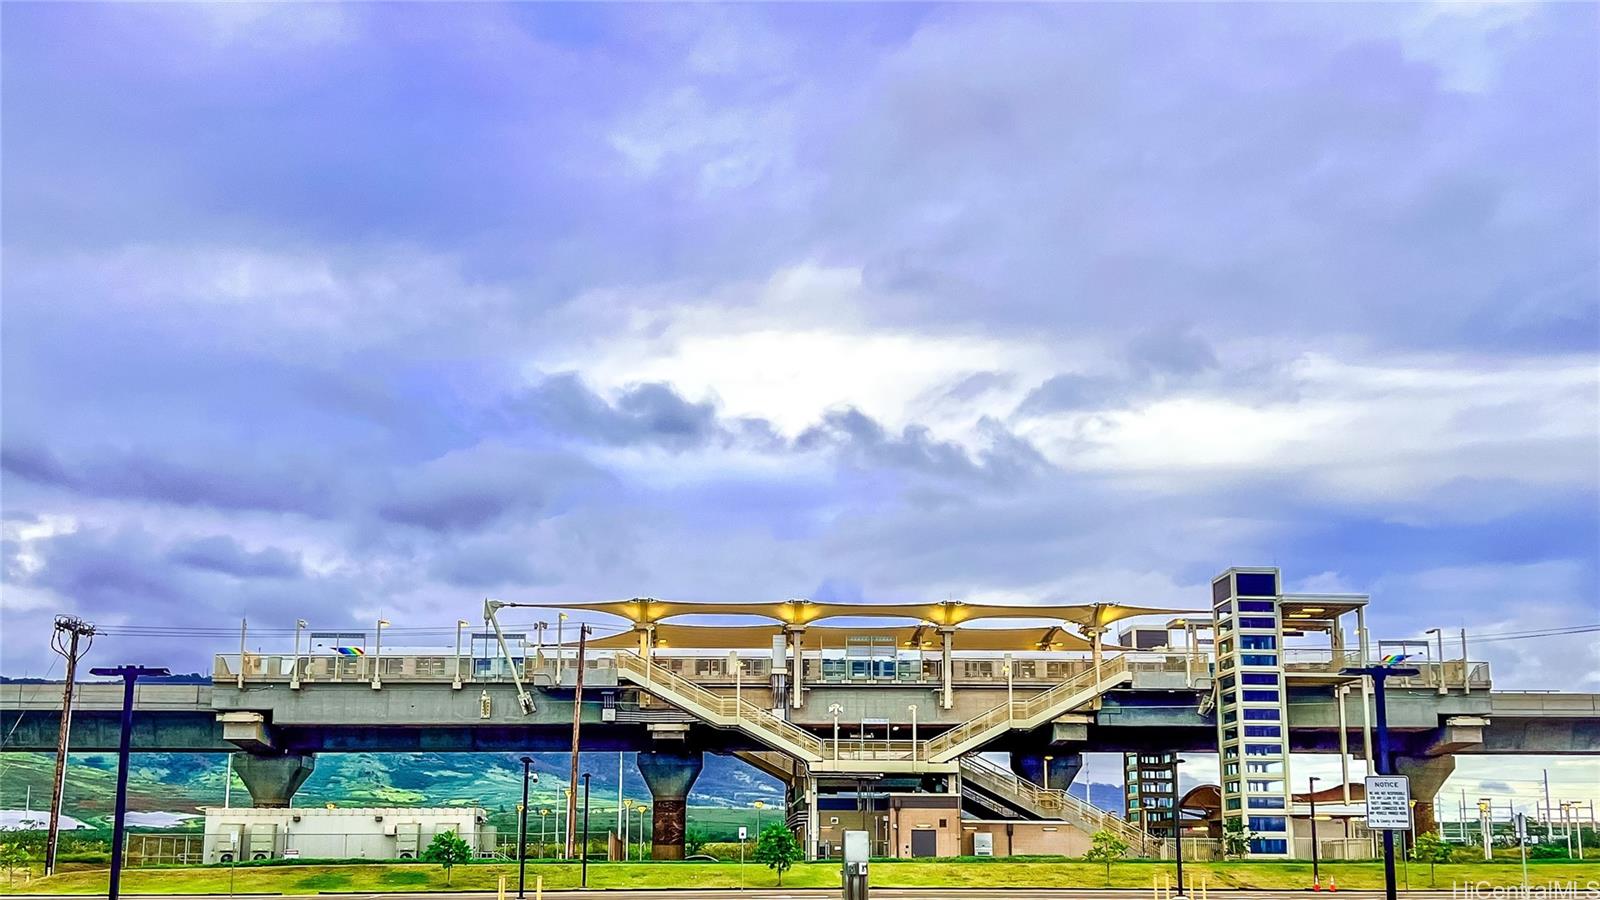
[[6, 859, 1600, 894]]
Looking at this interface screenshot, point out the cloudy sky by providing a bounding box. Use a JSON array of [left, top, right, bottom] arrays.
[[2, 3, 1596, 801]]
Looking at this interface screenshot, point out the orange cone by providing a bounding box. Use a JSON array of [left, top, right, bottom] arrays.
[[1328, 879, 1338, 893], [1313, 878, 1322, 892]]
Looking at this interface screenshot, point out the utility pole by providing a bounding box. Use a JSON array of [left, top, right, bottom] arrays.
[[565, 624, 590, 859], [46, 615, 95, 876]]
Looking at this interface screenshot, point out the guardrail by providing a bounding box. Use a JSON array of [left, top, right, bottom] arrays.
[[924, 656, 1131, 761], [960, 755, 1150, 848], [614, 651, 827, 761]]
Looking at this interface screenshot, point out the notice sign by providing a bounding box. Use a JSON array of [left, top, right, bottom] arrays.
[[738, 826, 748, 841], [1365, 775, 1413, 830]]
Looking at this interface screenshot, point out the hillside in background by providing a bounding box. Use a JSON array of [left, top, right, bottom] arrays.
[[0, 751, 1127, 830]]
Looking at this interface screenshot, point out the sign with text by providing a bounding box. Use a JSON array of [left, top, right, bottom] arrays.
[[1365, 775, 1413, 830]]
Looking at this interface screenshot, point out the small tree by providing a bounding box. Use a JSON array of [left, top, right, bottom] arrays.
[[752, 823, 802, 886], [685, 827, 709, 857], [421, 830, 473, 885], [1221, 817, 1255, 859], [1084, 829, 1130, 885], [0, 840, 31, 884], [1410, 832, 1454, 886]]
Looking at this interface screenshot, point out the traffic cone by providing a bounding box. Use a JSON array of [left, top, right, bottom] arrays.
[[1328, 879, 1338, 893], [1313, 877, 1322, 892]]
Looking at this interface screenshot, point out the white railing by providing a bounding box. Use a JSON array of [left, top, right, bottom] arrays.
[[924, 656, 1131, 761], [960, 755, 1149, 847], [614, 652, 827, 760]]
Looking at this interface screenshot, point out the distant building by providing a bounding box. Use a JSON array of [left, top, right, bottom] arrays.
[[202, 806, 493, 863]]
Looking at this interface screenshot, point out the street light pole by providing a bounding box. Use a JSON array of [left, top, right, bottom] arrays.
[[454, 619, 469, 689], [829, 704, 842, 759], [90, 664, 170, 900], [518, 757, 536, 897], [581, 773, 592, 887], [1341, 663, 1420, 900], [291, 619, 308, 689], [371, 618, 389, 688], [1309, 776, 1321, 888]]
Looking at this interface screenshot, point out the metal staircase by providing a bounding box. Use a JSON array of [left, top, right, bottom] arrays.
[[615, 651, 827, 762], [617, 651, 1133, 774], [924, 656, 1132, 762], [959, 755, 1148, 848]]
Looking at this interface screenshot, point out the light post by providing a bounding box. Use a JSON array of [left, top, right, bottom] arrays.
[[631, 804, 644, 860], [1172, 755, 1189, 898], [829, 704, 843, 759], [1309, 776, 1321, 888], [1561, 801, 1573, 858], [1481, 798, 1494, 860], [909, 704, 918, 763], [753, 800, 765, 839], [557, 613, 569, 683], [623, 799, 635, 860], [1425, 628, 1445, 694], [90, 664, 171, 900], [454, 619, 470, 689], [518, 757, 536, 897], [291, 619, 308, 689], [1341, 662, 1421, 900], [371, 618, 390, 688], [581, 773, 592, 887], [539, 809, 550, 859], [1043, 755, 1055, 789]]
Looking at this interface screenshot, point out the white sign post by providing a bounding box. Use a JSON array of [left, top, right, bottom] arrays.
[[1365, 775, 1413, 830]]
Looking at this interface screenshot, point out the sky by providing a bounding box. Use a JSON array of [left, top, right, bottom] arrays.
[[1, 4, 1596, 806]]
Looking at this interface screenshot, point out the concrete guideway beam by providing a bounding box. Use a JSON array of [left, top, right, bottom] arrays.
[[233, 752, 315, 808], [637, 749, 703, 860]]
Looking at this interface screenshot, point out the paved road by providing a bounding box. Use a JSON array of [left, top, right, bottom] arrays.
[[0, 883, 1472, 890]]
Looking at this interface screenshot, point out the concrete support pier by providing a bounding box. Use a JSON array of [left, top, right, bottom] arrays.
[[637, 749, 702, 860], [1011, 751, 1082, 791], [1396, 755, 1457, 836], [233, 752, 315, 808]]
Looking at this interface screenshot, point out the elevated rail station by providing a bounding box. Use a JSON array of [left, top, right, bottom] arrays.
[[4, 566, 1596, 862]]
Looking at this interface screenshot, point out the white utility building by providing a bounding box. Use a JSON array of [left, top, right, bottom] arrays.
[[203, 806, 493, 863]]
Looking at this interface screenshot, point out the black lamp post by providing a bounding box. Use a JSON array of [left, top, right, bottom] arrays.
[[580, 773, 592, 888], [1308, 775, 1321, 888], [1340, 663, 1420, 900], [89, 665, 169, 900], [1172, 755, 1187, 900], [518, 757, 536, 898]]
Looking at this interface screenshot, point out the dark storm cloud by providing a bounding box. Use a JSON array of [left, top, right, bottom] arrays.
[[796, 408, 1048, 486], [1, 442, 337, 516], [0, 2, 1594, 682], [168, 535, 303, 580], [507, 374, 722, 450]]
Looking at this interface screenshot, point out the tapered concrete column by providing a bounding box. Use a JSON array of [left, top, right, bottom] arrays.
[[1396, 755, 1457, 836], [637, 749, 703, 860], [1010, 751, 1083, 791], [234, 752, 315, 808]]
